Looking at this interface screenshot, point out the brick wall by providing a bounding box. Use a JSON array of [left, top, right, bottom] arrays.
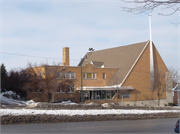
[[119, 43, 170, 104], [27, 64, 118, 103]]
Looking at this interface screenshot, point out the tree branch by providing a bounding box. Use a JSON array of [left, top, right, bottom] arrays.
[[121, 0, 180, 15]]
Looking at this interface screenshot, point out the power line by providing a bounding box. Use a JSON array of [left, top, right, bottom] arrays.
[[1, 51, 61, 60], [1, 52, 171, 75], [0, 52, 80, 61]]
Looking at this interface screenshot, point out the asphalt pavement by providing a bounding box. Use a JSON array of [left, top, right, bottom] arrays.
[[1, 118, 179, 133]]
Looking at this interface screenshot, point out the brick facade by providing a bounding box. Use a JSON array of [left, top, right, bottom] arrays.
[[121, 43, 169, 104], [27, 64, 118, 103]]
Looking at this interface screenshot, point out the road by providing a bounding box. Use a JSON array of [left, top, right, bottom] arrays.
[[1, 118, 178, 133]]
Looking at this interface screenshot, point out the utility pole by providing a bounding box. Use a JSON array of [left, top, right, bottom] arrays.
[[121, 94, 123, 106], [81, 58, 83, 104], [178, 11, 180, 106]]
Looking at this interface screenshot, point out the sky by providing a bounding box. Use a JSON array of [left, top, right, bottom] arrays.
[[0, 0, 179, 72]]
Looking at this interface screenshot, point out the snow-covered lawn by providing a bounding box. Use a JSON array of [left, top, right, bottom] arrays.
[[1, 90, 180, 117], [1, 109, 180, 116]]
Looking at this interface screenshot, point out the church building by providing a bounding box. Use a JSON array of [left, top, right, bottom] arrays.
[[27, 40, 173, 106]]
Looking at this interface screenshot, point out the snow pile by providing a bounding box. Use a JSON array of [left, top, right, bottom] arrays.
[[2, 90, 21, 100], [25, 100, 38, 107], [0, 94, 23, 105], [0, 91, 38, 107], [0, 109, 180, 116], [101, 103, 109, 108], [86, 102, 98, 105], [61, 100, 77, 105], [101, 103, 116, 108]]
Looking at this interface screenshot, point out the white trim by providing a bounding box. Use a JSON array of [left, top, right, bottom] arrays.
[[121, 41, 150, 86], [76, 86, 134, 91], [90, 61, 93, 65], [173, 83, 180, 91]]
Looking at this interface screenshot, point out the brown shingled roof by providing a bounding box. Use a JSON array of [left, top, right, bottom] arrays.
[[78, 41, 149, 85]]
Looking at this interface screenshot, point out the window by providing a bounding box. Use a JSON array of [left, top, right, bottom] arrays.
[[71, 72, 75, 79], [59, 72, 65, 78], [67, 85, 75, 92], [67, 98, 72, 101], [72, 98, 75, 102], [34, 89, 37, 94], [59, 72, 75, 79], [56, 72, 60, 77], [62, 98, 66, 101], [106, 91, 110, 99], [39, 89, 42, 94], [56, 98, 60, 102], [103, 73, 106, 79], [121, 93, 130, 99], [29, 88, 32, 94], [65, 72, 70, 79], [65, 72, 75, 79], [84, 73, 96, 79], [56, 85, 64, 93]]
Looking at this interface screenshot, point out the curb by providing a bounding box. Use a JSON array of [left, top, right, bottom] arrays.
[[1, 112, 180, 124]]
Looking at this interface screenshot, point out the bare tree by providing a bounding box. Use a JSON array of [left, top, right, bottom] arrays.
[[108, 76, 121, 104], [121, 0, 180, 15], [25, 62, 75, 103], [168, 67, 180, 88], [151, 70, 172, 106]]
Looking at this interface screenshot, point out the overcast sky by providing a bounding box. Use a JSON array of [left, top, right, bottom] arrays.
[[0, 0, 179, 71]]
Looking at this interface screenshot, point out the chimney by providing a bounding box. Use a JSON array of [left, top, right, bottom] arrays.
[[62, 47, 70, 66]]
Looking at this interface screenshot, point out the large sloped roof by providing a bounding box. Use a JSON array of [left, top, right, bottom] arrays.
[[78, 41, 149, 85]]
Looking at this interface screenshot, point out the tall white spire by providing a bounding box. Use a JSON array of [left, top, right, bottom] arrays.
[[149, 13, 154, 88], [149, 14, 152, 42]]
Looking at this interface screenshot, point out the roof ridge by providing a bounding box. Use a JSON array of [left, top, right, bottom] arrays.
[[87, 40, 149, 54]]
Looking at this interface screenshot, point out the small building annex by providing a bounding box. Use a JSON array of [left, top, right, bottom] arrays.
[[173, 83, 180, 105]]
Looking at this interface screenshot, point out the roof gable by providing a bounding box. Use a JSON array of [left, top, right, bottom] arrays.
[[90, 61, 104, 68]]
